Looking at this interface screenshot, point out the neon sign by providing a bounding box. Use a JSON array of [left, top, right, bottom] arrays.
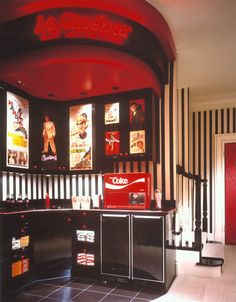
[[34, 12, 133, 45]]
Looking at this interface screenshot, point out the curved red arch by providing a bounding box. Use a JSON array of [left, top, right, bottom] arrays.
[[0, 0, 175, 60]]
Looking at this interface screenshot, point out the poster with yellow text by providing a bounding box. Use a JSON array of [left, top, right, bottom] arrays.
[[6, 92, 29, 169], [70, 104, 93, 170]]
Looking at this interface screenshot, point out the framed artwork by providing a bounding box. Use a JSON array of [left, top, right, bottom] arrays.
[[70, 103, 93, 170], [105, 131, 120, 156], [129, 98, 145, 130], [41, 112, 58, 169], [129, 130, 146, 154], [104, 102, 119, 124], [6, 92, 29, 169]]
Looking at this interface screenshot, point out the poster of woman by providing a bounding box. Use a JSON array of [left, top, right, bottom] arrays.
[[6, 92, 29, 169], [70, 104, 93, 170]]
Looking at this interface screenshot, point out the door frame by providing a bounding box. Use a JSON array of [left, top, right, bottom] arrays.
[[214, 133, 236, 243]]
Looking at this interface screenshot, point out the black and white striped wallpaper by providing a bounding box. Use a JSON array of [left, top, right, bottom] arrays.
[[190, 106, 236, 232], [0, 172, 103, 201], [176, 86, 236, 233]]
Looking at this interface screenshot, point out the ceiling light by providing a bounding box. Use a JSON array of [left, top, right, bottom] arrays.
[[17, 80, 25, 85]]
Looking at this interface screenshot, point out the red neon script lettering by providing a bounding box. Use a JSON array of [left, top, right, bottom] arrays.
[[34, 12, 133, 45]]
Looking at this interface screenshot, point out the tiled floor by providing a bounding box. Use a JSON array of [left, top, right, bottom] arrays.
[[6, 245, 236, 302], [6, 277, 164, 302]]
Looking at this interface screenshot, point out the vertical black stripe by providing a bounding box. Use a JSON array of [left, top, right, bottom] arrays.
[[40, 175, 44, 199], [209, 111, 213, 233], [13, 172, 16, 198], [19, 174, 22, 195], [82, 174, 85, 195], [198, 112, 201, 176], [123, 161, 126, 173], [153, 163, 157, 191], [145, 161, 149, 173], [0, 172, 3, 201], [7, 172, 10, 197], [233, 108, 236, 132], [138, 160, 141, 172], [130, 161, 134, 173], [204, 111, 207, 179], [181, 88, 185, 168], [52, 175, 55, 199], [161, 87, 166, 200], [63, 175, 66, 199], [187, 89, 190, 208], [76, 175, 79, 196], [36, 174, 39, 199], [58, 175, 61, 199], [30, 174, 34, 200], [88, 175, 92, 196], [215, 110, 218, 134], [169, 62, 174, 200], [25, 174, 28, 196], [227, 108, 230, 133], [221, 109, 224, 133], [69, 175, 73, 198], [188, 88, 190, 170], [46, 176, 49, 195], [95, 174, 98, 195], [115, 162, 119, 173], [156, 96, 160, 163]]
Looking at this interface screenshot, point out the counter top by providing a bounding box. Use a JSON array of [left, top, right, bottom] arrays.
[[0, 208, 175, 215]]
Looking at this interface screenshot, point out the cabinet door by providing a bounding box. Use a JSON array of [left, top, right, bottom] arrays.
[[101, 214, 130, 278], [132, 215, 164, 282]]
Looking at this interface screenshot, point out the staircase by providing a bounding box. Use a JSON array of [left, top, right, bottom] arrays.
[[173, 232, 224, 278]]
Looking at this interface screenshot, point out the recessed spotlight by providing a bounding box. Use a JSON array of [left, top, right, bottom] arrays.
[[112, 86, 119, 90], [80, 91, 87, 96], [48, 93, 54, 97], [17, 80, 25, 86]]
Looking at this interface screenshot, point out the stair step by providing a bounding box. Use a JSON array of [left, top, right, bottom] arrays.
[[202, 242, 224, 260], [197, 256, 224, 267]]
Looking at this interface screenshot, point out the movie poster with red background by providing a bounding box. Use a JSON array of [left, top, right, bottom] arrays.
[[105, 131, 120, 156]]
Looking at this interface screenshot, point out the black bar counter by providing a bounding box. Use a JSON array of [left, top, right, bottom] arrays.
[[0, 208, 176, 300]]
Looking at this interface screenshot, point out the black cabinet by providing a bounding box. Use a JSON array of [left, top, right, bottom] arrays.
[[100, 213, 170, 287], [0, 213, 32, 301], [71, 210, 100, 277], [101, 214, 130, 278], [132, 215, 164, 282], [31, 211, 72, 278]]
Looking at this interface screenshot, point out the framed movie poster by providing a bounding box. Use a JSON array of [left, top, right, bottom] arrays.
[[105, 131, 120, 156], [6, 92, 29, 169], [104, 102, 119, 124], [70, 103, 93, 170], [41, 112, 58, 170], [129, 98, 145, 130], [129, 130, 146, 154]]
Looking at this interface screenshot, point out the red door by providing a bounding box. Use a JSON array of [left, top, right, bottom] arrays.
[[225, 143, 236, 244]]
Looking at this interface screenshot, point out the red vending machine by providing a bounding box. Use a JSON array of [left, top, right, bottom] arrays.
[[103, 173, 151, 210]]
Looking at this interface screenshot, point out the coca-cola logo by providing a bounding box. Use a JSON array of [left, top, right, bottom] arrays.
[[110, 177, 128, 184]]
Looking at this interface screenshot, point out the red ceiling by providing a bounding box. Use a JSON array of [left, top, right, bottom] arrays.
[[0, 46, 161, 101], [0, 0, 174, 101]]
